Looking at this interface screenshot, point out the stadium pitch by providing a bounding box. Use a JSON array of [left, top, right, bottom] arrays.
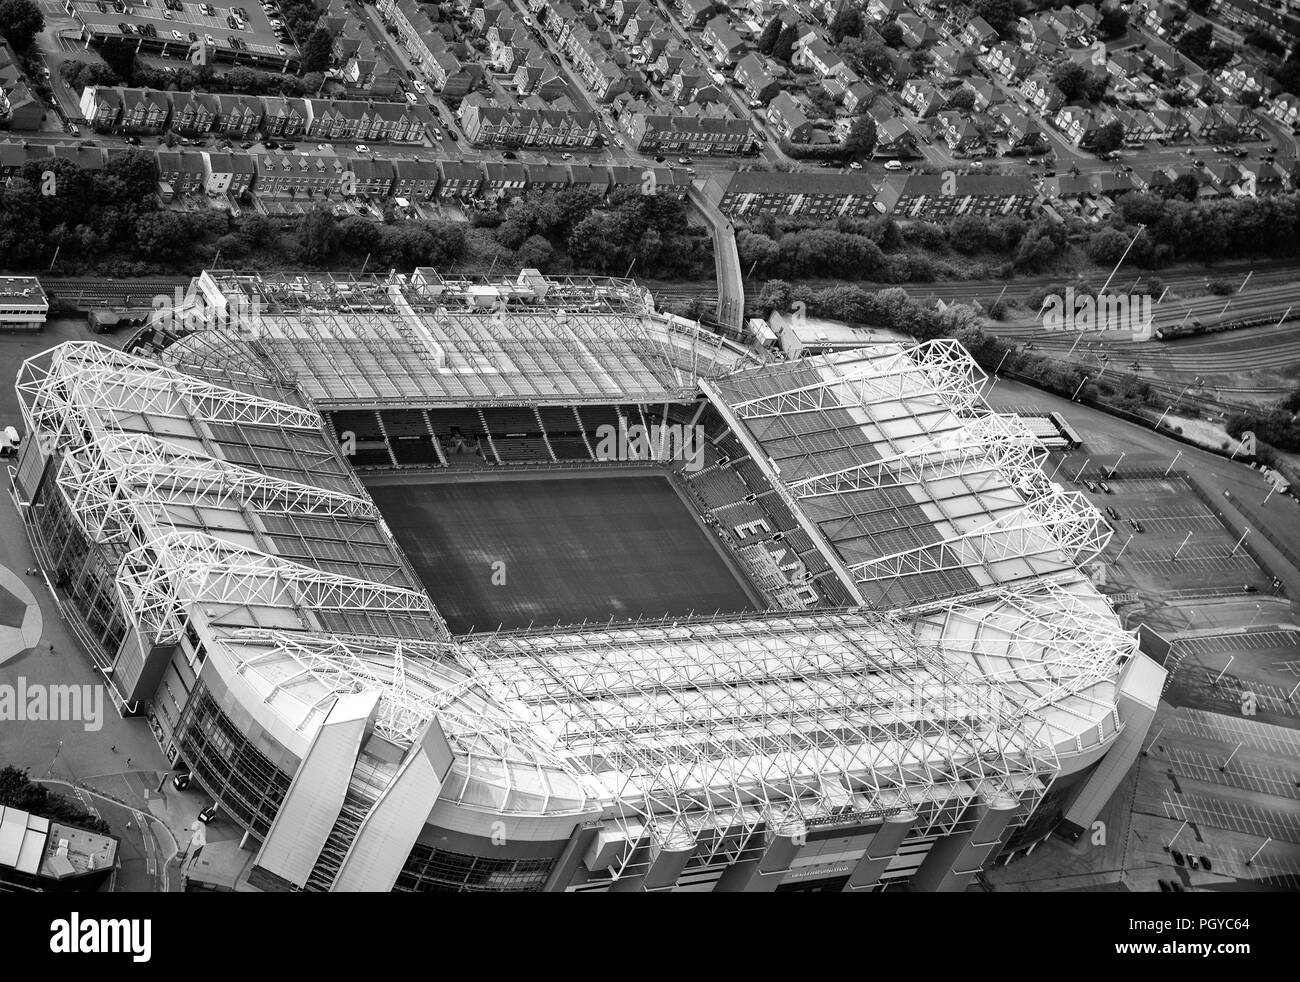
[[367, 474, 758, 634]]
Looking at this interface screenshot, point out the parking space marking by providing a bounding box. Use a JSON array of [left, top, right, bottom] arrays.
[[1166, 745, 1300, 799], [1173, 630, 1300, 659], [1174, 707, 1300, 756], [1166, 789, 1300, 843]]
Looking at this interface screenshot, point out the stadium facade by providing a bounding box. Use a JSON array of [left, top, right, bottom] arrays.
[[11, 269, 1165, 892]]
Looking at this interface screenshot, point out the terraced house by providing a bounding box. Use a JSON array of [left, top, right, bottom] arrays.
[[876, 172, 1037, 222], [214, 95, 264, 137], [382, 0, 445, 78], [254, 151, 349, 196], [622, 111, 751, 154], [703, 170, 879, 220], [392, 158, 440, 199], [119, 88, 171, 133], [261, 96, 309, 137], [78, 86, 124, 131], [459, 102, 601, 148], [171, 91, 218, 134], [155, 149, 206, 196]]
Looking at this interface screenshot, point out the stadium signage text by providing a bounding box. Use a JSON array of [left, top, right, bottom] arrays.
[[802, 805, 902, 830]]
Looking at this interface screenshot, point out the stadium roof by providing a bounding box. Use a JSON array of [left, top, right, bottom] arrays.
[[702, 341, 1110, 611], [19, 298, 1136, 878], [149, 270, 758, 408]]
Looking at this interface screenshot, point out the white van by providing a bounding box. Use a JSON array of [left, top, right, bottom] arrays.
[[0, 425, 21, 458]]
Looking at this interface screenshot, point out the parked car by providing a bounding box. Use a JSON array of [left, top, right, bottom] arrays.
[[355, 144, 369, 153], [1098, 480, 1112, 494], [884, 159, 903, 171], [1084, 480, 1098, 493], [413, 79, 427, 93]]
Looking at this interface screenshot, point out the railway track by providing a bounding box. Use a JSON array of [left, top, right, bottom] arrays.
[[43, 276, 194, 308]]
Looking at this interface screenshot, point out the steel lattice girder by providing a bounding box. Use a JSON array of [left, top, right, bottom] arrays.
[[725, 340, 986, 423], [458, 610, 1060, 870], [786, 412, 1044, 498], [56, 432, 377, 545], [116, 530, 437, 647], [918, 577, 1138, 733], [17, 341, 323, 455], [845, 482, 1110, 583]]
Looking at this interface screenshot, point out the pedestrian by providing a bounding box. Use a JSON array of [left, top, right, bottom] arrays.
[[110, 745, 116, 753], [125, 757, 132, 767]]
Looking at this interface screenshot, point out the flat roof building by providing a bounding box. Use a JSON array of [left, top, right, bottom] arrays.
[[0, 276, 48, 331]]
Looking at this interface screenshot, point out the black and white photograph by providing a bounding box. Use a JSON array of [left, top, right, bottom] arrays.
[[0, 0, 1295, 963]]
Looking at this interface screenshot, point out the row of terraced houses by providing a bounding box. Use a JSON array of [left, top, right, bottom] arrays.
[[77, 86, 437, 142]]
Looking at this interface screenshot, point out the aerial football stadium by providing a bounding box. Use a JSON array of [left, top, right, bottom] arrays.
[[11, 268, 1164, 892]]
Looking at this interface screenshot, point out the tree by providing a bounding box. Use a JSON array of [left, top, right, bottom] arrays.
[[842, 113, 877, 160], [947, 87, 976, 110], [757, 15, 781, 54], [302, 26, 335, 73], [1176, 23, 1213, 62], [98, 37, 139, 82], [516, 234, 554, 270], [1051, 61, 1090, 101], [829, 7, 862, 43], [1167, 173, 1199, 201], [841, 36, 894, 79], [1098, 5, 1128, 40], [297, 206, 339, 263], [1090, 120, 1125, 155], [772, 22, 797, 63], [1086, 227, 1131, 263], [1278, 56, 1300, 97], [878, 20, 903, 48], [972, 0, 1016, 37], [0, 0, 43, 51], [947, 214, 989, 254]]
